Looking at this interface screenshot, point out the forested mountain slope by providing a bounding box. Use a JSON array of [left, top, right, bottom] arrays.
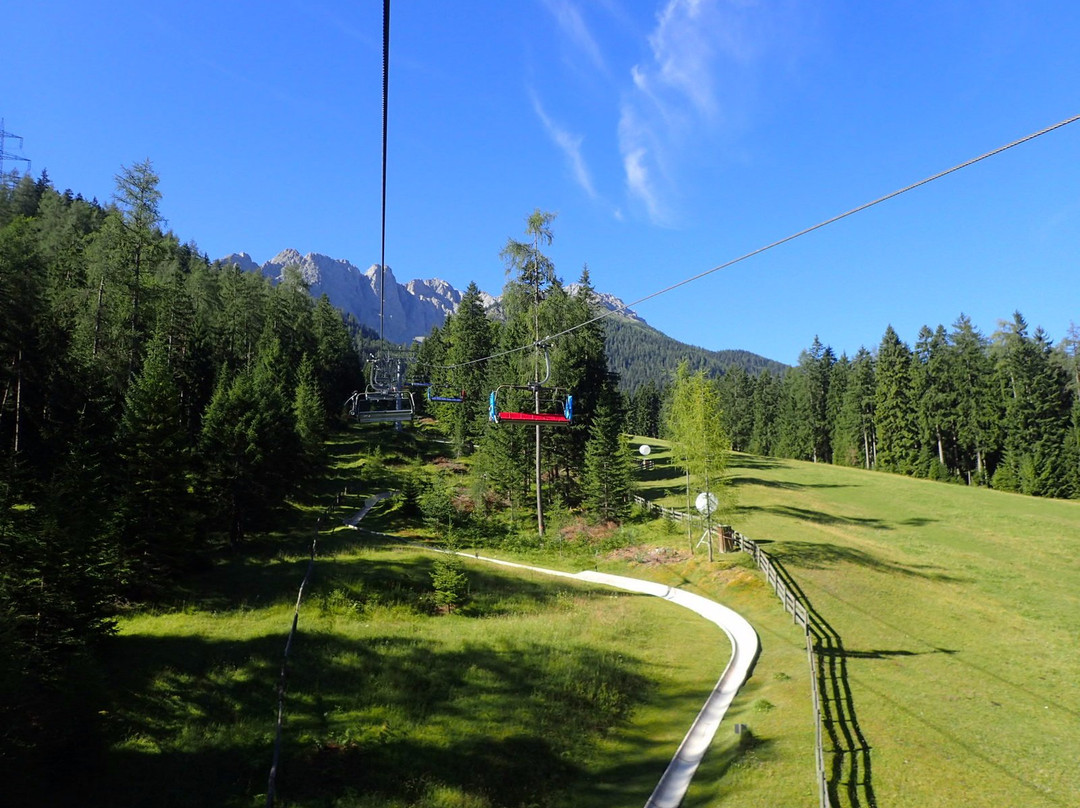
[[604, 315, 787, 394]]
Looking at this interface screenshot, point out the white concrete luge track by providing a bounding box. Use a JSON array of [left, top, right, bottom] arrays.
[[458, 554, 760, 808]]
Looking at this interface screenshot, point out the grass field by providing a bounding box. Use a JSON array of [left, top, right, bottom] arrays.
[[39, 425, 809, 808], [632, 440, 1080, 807], [43, 426, 1080, 807]]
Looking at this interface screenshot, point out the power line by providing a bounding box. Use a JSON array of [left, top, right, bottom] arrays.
[[428, 112, 1080, 374], [544, 112, 1080, 344]]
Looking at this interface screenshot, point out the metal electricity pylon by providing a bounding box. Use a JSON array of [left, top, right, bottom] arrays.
[[0, 118, 32, 188]]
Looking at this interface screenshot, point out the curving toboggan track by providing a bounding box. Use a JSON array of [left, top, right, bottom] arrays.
[[458, 554, 760, 808]]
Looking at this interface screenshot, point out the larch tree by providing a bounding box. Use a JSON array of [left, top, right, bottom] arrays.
[[112, 159, 163, 372], [665, 362, 731, 558], [499, 209, 557, 536]]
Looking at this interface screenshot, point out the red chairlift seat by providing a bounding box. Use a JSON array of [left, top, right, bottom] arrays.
[[488, 387, 573, 425]]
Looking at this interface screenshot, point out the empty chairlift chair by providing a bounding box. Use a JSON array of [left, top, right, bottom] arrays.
[[488, 385, 573, 425], [427, 386, 466, 404]]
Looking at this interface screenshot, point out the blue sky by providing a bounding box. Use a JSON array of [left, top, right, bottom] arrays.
[[4, 1, 1078, 364]]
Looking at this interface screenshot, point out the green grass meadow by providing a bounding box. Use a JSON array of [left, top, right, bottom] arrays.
[[36, 425, 1080, 808], [725, 452, 1080, 808], [634, 439, 1080, 807]]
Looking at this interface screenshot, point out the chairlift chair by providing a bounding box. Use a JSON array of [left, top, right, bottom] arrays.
[[488, 385, 573, 425], [487, 344, 575, 425], [427, 386, 467, 404], [344, 389, 415, 424]]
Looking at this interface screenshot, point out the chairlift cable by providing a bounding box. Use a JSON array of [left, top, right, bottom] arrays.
[[432, 112, 1080, 372], [379, 0, 390, 344]]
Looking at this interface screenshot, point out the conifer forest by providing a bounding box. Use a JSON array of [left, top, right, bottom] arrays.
[[2, 167, 1078, 796]]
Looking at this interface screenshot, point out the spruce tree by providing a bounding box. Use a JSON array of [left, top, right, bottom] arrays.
[[115, 333, 192, 580], [749, 369, 781, 457], [993, 313, 1072, 496], [627, 380, 661, 439], [835, 348, 876, 468], [803, 336, 835, 463], [293, 354, 327, 475], [0, 217, 48, 462], [444, 281, 493, 454], [911, 324, 958, 479], [582, 395, 633, 522], [874, 326, 919, 473], [719, 366, 755, 452], [950, 315, 996, 484], [312, 293, 361, 417], [776, 368, 812, 460]]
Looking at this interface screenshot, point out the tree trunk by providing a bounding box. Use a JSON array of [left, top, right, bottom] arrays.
[[93, 274, 106, 357], [131, 244, 142, 374], [685, 467, 693, 553], [0, 372, 9, 444], [13, 349, 22, 454], [705, 465, 713, 562], [534, 394, 544, 537]]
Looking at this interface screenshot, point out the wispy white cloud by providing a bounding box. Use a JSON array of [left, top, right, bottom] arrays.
[[648, 0, 724, 119], [618, 102, 669, 225], [618, 0, 776, 225], [542, 0, 608, 75], [531, 90, 598, 199]]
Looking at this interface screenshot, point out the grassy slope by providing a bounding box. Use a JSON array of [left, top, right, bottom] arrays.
[[59, 425, 1079, 807], [634, 444, 1079, 808], [73, 426, 810, 808]]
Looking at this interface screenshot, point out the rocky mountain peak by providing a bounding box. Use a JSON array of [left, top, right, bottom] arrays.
[[220, 249, 648, 344]]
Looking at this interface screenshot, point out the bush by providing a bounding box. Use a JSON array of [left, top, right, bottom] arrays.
[[430, 541, 469, 613], [991, 460, 1019, 492]]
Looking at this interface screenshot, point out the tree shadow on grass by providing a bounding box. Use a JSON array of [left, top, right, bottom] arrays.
[[839, 647, 958, 660], [581, 724, 776, 808], [45, 619, 653, 808], [736, 503, 895, 530], [729, 455, 783, 471], [730, 475, 854, 491], [738, 504, 943, 537], [766, 541, 966, 583]]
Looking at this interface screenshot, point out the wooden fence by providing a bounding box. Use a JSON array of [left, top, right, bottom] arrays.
[[733, 530, 831, 808], [631, 494, 691, 523], [632, 494, 832, 808]]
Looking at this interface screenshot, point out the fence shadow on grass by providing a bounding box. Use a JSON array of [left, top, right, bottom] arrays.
[[732, 531, 877, 808], [766, 552, 877, 808]]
